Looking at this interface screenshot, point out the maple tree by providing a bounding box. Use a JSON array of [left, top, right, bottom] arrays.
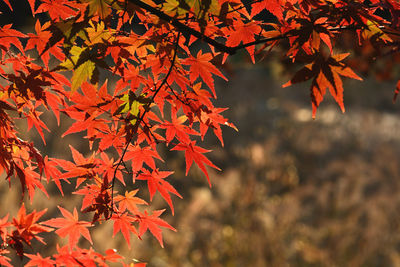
[[0, 0, 399, 265]]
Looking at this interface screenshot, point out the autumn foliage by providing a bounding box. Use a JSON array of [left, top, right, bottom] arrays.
[[0, 0, 399, 265]]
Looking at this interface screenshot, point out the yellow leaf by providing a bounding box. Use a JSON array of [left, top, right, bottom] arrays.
[[83, 0, 119, 19], [59, 46, 84, 70], [163, 0, 190, 17], [119, 93, 142, 125], [71, 60, 96, 92], [188, 0, 220, 17], [85, 21, 114, 45], [362, 20, 392, 43]]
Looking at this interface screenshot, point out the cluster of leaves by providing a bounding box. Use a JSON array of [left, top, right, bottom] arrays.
[[0, 0, 398, 265]]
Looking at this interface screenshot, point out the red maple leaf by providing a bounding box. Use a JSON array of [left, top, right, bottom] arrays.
[[160, 108, 199, 144], [199, 106, 237, 147], [0, 214, 11, 241], [43, 206, 92, 250], [11, 204, 51, 245], [44, 156, 69, 196], [0, 24, 26, 53], [136, 169, 182, 214], [283, 53, 362, 118], [171, 141, 220, 186], [114, 189, 148, 214], [24, 166, 49, 201], [111, 213, 138, 248], [36, 0, 81, 21], [103, 248, 124, 263], [137, 209, 175, 248], [56, 146, 96, 187], [223, 20, 261, 63], [182, 51, 227, 97], [0, 249, 11, 267], [393, 80, 400, 102], [251, 0, 283, 20], [9, 204, 51, 257], [124, 145, 163, 174], [98, 152, 124, 184], [25, 21, 64, 67], [25, 253, 56, 267]]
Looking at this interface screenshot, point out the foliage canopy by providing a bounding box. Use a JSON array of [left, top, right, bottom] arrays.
[[0, 0, 399, 265]]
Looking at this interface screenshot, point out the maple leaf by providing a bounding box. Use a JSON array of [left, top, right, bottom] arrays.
[[286, 17, 333, 56], [160, 108, 199, 144], [186, 82, 213, 108], [98, 125, 125, 152], [136, 169, 182, 214], [10, 160, 48, 202], [123, 263, 147, 267], [223, 20, 261, 63], [124, 145, 163, 173], [26, 0, 35, 15], [116, 91, 144, 125], [171, 141, 220, 186], [98, 152, 124, 184], [199, 106, 237, 147], [0, 24, 26, 53], [103, 248, 124, 263], [44, 156, 69, 196], [71, 61, 96, 92], [43, 206, 93, 250], [83, 0, 119, 19], [25, 253, 56, 267], [57, 146, 96, 186], [114, 189, 148, 214], [44, 90, 64, 126], [283, 53, 362, 118], [73, 182, 104, 212], [137, 209, 176, 248], [26, 21, 65, 68], [11, 203, 51, 249], [111, 213, 138, 248], [182, 51, 227, 97], [74, 177, 113, 223], [26, 110, 50, 144], [36, 0, 81, 21], [52, 245, 109, 266], [251, 0, 283, 20], [0, 214, 11, 241], [1, 0, 398, 263], [24, 166, 49, 201], [57, 46, 99, 92], [0, 249, 11, 267]]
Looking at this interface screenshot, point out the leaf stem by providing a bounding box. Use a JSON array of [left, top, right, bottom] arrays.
[[109, 30, 181, 215]]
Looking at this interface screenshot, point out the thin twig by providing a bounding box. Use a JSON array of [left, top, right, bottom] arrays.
[[127, 0, 237, 54], [109, 31, 181, 215]]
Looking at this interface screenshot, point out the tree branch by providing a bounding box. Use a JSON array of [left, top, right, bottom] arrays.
[[127, 0, 237, 54], [127, 0, 400, 56], [109, 31, 181, 215]]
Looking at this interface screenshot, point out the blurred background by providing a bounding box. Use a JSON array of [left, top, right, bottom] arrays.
[[2, 1, 400, 266], [123, 63, 400, 267]]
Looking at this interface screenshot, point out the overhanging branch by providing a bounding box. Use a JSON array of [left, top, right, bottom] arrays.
[[127, 0, 398, 55], [127, 0, 239, 54]]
